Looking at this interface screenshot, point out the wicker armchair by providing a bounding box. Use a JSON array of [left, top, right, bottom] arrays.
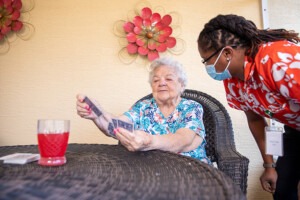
[[136, 89, 249, 194]]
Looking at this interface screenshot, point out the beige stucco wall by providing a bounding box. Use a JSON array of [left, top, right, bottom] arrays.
[[268, 0, 300, 33], [3, 0, 298, 199]]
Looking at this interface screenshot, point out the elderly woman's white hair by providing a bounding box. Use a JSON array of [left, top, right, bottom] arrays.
[[148, 57, 188, 89]]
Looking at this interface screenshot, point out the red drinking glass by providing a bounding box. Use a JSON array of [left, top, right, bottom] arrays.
[[37, 119, 70, 166]]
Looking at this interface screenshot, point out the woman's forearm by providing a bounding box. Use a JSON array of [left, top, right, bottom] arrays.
[[149, 129, 201, 153], [93, 114, 116, 138], [245, 111, 274, 164]]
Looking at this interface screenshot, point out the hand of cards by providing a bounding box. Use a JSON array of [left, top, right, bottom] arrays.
[[108, 118, 134, 136], [112, 118, 134, 132], [83, 96, 103, 117]]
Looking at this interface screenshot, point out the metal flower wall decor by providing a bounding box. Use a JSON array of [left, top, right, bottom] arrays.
[[0, 0, 35, 54], [114, 1, 185, 64]]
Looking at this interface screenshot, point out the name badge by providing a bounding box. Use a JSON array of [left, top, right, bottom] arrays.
[[265, 126, 284, 156]]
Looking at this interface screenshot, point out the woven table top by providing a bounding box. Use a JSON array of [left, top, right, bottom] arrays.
[[0, 144, 245, 200]]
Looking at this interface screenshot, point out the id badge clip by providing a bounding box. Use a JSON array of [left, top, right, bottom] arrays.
[[265, 119, 284, 156]]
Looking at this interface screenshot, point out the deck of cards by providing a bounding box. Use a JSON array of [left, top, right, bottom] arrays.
[[0, 153, 40, 164], [83, 96, 103, 117]]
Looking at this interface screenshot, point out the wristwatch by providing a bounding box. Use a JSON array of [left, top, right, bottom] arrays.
[[263, 163, 276, 168]]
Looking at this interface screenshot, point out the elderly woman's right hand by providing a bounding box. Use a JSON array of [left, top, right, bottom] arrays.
[[76, 94, 98, 120]]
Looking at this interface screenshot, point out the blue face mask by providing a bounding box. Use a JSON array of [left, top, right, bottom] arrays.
[[205, 48, 232, 81]]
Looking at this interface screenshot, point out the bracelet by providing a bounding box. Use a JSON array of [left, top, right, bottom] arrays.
[[263, 163, 276, 168]]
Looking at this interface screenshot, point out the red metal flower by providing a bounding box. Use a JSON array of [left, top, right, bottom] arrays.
[[0, 0, 23, 41], [123, 7, 176, 61]]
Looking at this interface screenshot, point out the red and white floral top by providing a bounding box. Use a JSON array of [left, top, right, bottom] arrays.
[[224, 40, 300, 131]]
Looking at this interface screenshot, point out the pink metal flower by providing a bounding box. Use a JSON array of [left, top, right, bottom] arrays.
[[123, 7, 176, 61], [0, 0, 23, 41]]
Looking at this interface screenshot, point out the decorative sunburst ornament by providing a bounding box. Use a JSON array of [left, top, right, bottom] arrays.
[[0, 0, 35, 54], [114, 1, 185, 64]]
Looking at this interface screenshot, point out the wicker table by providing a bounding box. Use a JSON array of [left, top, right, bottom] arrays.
[[0, 144, 245, 200]]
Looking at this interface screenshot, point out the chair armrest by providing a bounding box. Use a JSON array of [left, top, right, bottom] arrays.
[[216, 145, 249, 194]]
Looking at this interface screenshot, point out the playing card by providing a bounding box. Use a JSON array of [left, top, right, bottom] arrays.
[[112, 118, 118, 129], [118, 119, 133, 132], [83, 96, 103, 117], [107, 122, 115, 136]]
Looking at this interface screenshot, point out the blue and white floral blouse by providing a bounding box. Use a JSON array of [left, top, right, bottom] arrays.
[[124, 97, 211, 164]]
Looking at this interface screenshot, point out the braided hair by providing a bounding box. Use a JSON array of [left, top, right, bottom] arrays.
[[197, 14, 300, 59]]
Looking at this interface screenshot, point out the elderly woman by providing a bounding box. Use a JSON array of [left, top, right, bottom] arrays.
[[76, 57, 210, 164]]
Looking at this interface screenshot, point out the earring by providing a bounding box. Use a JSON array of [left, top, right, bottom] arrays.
[[226, 58, 230, 61]]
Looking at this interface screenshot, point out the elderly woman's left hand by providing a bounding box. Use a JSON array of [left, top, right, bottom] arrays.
[[115, 128, 152, 152]]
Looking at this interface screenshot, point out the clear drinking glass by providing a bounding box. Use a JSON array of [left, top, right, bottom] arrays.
[[37, 119, 70, 166]]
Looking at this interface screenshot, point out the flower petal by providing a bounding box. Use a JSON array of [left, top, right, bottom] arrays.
[[148, 50, 159, 61], [166, 37, 176, 48], [143, 19, 151, 30], [11, 10, 20, 20], [12, 0, 22, 10], [133, 26, 144, 35], [138, 46, 149, 55], [127, 43, 138, 54], [4, 19, 12, 26], [141, 7, 152, 20], [161, 15, 172, 26], [147, 39, 157, 50], [156, 43, 167, 52], [154, 22, 164, 32], [136, 36, 146, 46], [126, 32, 137, 43], [154, 34, 166, 43], [11, 20, 23, 31], [290, 61, 300, 69], [151, 13, 161, 25], [278, 52, 293, 63], [5, 5, 13, 14], [1, 25, 11, 34], [133, 16, 143, 27], [272, 62, 288, 81], [3, 0, 12, 7], [160, 26, 172, 37], [123, 21, 134, 33]]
